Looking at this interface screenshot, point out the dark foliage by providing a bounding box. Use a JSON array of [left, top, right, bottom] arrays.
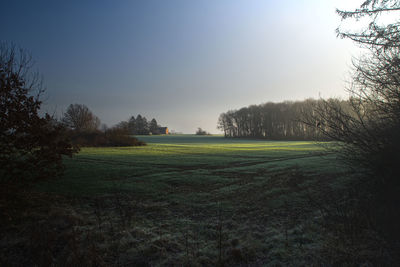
[[149, 118, 159, 134], [195, 127, 210, 135], [118, 114, 167, 135], [302, 0, 400, 259], [0, 43, 77, 183], [61, 103, 146, 147], [68, 128, 146, 147], [132, 114, 149, 135], [104, 127, 146, 146]]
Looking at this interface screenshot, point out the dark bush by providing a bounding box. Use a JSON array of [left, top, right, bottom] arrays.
[[0, 43, 77, 183], [195, 127, 210, 135], [69, 128, 145, 147], [105, 127, 146, 147], [303, 0, 400, 260]]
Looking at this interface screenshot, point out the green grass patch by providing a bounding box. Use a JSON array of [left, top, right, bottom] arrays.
[[6, 135, 366, 266], [37, 135, 337, 196]]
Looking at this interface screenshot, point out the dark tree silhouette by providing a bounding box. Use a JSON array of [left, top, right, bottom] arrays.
[[134, 114, 149, 135], [128, 115, 136, 133], [301, 0, 400, 253], [62, 104, 100, 132], [0, 43, 77, 182], [304, 0, 400, 178], [149, 118, 159, 134], [117, 115, 165, 135], [336, 0, 400, 49], [218, 99, 324, 140], [196, 127, 209, 135]]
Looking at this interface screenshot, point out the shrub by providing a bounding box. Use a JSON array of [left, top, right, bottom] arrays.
[[0, 43, 77, 183], [68, 128, 145, 147], [195, 127, 210, 135]]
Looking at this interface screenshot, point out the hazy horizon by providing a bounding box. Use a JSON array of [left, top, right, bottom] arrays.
[[2, 0, 362, 133]]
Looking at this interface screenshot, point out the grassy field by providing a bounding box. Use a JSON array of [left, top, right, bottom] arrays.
[[4, 135, 360, 266], [38, 135, 342, 196]]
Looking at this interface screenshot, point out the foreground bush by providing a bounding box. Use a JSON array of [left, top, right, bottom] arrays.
[[0, 43, 77, 183], [304, 0, 400, 259]]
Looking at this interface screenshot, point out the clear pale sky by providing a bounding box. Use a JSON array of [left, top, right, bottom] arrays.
[[2, 0, 362, 133]]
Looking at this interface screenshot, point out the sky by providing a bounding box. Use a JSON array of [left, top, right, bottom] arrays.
[[1, 0, 363, 133]]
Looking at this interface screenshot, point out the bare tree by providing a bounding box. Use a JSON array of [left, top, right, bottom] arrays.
[[301, 1, 400, 253], [303, 0, 400, 177], [62, 104, 100, 132], [218, 100, 323, 140], [336, 0, 400, 49]]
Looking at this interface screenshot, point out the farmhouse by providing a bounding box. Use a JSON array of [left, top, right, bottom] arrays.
[[158, 127, 169, 134]]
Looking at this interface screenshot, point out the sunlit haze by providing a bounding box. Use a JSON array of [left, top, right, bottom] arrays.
[[2, 0, 363, 133]]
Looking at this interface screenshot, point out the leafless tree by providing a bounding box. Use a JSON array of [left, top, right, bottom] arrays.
[[302, 0, 400, 177], [62, 104, 100, 132], [218, 99, 325, 140], [336, 0, 400, 49], [301, 1, 400, 253]]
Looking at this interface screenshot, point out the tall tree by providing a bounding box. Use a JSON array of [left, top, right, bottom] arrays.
[[128, 116, 136, 134], [135, 114, 149, 135], [149, 118, 159, 134]]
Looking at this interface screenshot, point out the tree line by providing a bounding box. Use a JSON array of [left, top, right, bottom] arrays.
[[217, 99, 349, 140], [115, 115, 166, 135], [60, 104, 170, 146], [62, 104, 166, 135], [60, 104, 146, 147]]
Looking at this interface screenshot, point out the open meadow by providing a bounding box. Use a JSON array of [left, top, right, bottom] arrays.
[[2, 135, 358, 266], [39, 135, 341, 195]]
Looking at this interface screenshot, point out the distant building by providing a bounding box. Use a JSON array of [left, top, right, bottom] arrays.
[[158, 127, 169, 134]]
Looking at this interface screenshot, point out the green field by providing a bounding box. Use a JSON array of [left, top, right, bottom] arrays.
[[39, 135, 342, 196], [27, 135, 351, 265]]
